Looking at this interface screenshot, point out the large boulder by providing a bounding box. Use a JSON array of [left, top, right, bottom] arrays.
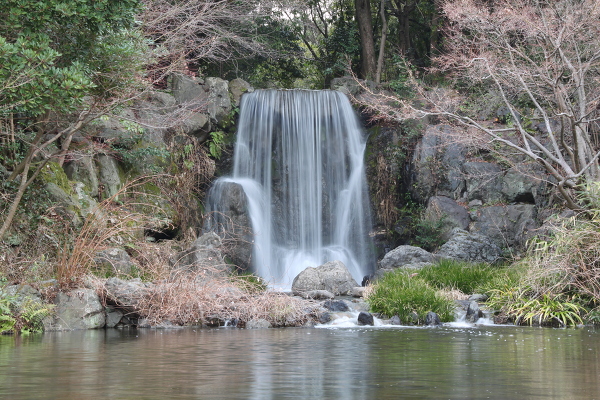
[[410, 124, 467, 203], [95, 248, 135, 276], [378, 245, 436, 276], [423, 196, 470, 241], [470, 204, 538, 249], [96, 154, 122, 198], [173, 232, 229, 275], [229, 78, 254, 107], [436, 228, 502, 263], [292, 260, 358, 296], [204, 181, 253, 269], [104, 277, 153, 312], [463, 162, 504, 204], [204, 77, 232, 125], [44, 288, 105, 331]]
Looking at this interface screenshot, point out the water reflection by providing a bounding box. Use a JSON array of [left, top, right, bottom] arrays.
[[0, 326, 599, 399]]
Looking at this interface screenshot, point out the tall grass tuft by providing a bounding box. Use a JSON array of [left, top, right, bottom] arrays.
[[417, 259, 504, 295], [367, 270, 455, 323]]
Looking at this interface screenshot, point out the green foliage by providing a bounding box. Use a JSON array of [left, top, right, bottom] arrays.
[[368, 270, 455, 323], [417, 259, 503, 295], [388, 56, 417, 98], [209, 131, 225, 159], [488, 290, 585, 327], [0, 0, 143, 115], [0, 289, 53, 334], [412, 216, 446, 252]]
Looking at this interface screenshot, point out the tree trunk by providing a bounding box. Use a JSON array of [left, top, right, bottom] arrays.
[[355, 0, 377, 80], [375, 0, 388, 83]]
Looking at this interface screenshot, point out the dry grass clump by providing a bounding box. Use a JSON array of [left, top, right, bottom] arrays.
[[523, 211, 600, 299], [137, 270, 318, 327], [56, 177, 170, 286]]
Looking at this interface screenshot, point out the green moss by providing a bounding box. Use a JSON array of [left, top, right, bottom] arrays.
[[38, 162, 73, 195]]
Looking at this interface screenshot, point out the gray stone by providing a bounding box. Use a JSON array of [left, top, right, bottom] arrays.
[[104, 277, 152, 311], [425, 311, 442, 326], [323, 300, 349, 312], [229, 78, 254, 106], [390, 315, 402, 325], [469, 294, 489, 302], [169, 73, 206, 104], [351, 287, 366, 298], [44, 182, 82, 226], [357, 311, 374, 326], [410, 124, 467, 202], [182, 112, 211, 140], [303, 290, 335, 300], [291, 260, 359, 296], [204, 77, 231, 125], [95, 248, 135, 276], [173, 232, 229, 274], [424, 196, 470, 241], [245, 318, 272, 329], [471, 204, 538, 249], [44, 288, 105, 331], [436, 228, 502, 263], [105, 306, 124, 328], [463, 162, 504, 204], [466, 301, 484, 323], [330, 76, 375, 96], [96, 155, 122, 198], [204, 181, 253, 269], [379, 245, 436, 272], [64, 155, 99, 197]]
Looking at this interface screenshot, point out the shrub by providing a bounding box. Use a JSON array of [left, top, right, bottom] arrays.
[[367, 270, 455, 323]]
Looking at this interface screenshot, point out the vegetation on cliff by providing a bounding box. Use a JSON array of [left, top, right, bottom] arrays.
[[1, 0, 600, 330]]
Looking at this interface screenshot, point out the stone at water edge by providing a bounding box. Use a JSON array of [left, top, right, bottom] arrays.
[[425, 312, 442, 326], [302, 290, 335, 300], [323, 300, 349, 312], [44, 288, 106, 331], [246, 319, 272, 329], [291, 260, 359, 296], [466, 301, 484, 323], [351, 287, 366, 298], [357, 312, 374, 326], [390, 315, 402, 325]]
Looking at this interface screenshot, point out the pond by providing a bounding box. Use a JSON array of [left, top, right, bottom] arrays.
[[1, 325, 599, 399]]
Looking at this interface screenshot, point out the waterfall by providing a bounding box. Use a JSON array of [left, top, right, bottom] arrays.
[[206, 89, 374, 288]]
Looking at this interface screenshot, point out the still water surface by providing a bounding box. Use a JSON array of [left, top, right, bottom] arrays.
[[1, 325, 599, 399]]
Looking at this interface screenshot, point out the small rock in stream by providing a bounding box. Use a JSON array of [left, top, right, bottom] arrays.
[[357, 311, 374, 326]]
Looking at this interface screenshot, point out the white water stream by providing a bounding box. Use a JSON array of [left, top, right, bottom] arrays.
[[206, 90, 374, 287]]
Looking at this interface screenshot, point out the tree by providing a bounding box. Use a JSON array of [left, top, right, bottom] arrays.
[[0, 0, 147, 240], [357, 0, 600, 211], [355, 0, 377, 79]]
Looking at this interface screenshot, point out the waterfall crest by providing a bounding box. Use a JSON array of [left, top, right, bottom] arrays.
[[206, 89, 374, 287]]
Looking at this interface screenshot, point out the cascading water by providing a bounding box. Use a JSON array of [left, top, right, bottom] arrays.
[[205, 89, 374, 287]]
